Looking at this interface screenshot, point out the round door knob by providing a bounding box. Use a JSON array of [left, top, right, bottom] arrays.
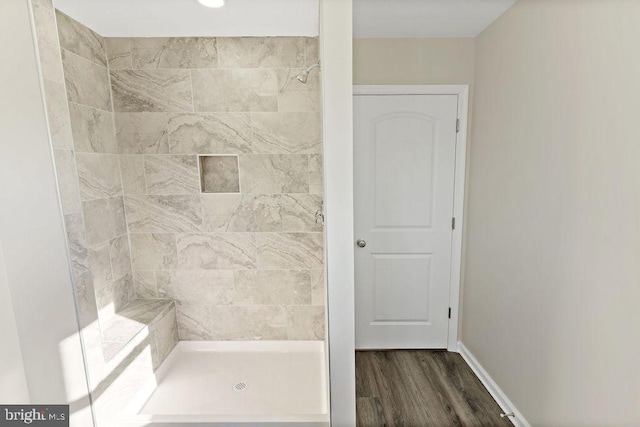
[[356, 239, 367, 248]]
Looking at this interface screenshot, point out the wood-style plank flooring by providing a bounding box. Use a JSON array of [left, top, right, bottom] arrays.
[[356, 351, 513, 427]]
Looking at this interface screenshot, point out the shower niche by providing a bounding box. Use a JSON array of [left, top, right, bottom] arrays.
[[199, 155, 241, 193]]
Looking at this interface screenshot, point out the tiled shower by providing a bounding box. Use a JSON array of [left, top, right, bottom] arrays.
[[30, 0, 326, 425], [108, 34, 325, 341]]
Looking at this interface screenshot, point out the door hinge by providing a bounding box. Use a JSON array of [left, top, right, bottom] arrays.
[[448, 308, 452, 319], [452, 217, 456, 230], [456, 118, 460, 133]]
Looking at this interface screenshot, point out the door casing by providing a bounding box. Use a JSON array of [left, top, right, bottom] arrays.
[[353, 85, 468, 352]]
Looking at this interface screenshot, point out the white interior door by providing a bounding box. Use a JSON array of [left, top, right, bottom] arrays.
[[354, 94, 458, 349]]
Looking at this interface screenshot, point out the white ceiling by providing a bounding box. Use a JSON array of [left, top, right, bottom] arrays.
[[54, 0, 320, 37], [54, 0, 517, 39], [353, 0, 518, 38]]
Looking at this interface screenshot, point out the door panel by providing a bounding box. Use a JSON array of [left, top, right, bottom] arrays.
[[373, 113, 436, 229], [372, 254, 432, 322], [354, 94, 458, 349]]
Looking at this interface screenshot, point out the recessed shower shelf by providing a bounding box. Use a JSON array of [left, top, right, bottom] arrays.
[[199, 155, 240, 194]]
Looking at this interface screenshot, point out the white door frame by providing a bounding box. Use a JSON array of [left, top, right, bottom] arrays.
[[353, 85, 469, 352]]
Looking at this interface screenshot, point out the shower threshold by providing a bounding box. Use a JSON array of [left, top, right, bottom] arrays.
[[124, 341, 329, 426]]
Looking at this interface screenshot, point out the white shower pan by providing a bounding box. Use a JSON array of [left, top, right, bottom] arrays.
[[124, 341, 329, 427]]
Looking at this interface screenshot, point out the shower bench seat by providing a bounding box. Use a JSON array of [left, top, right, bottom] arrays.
[[100, 299, 177, 363]]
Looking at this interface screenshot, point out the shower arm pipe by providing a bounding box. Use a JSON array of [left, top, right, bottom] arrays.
[[298, 63, 321, 81], [303, 63, 321, 73], [279, 62, 321, 92]]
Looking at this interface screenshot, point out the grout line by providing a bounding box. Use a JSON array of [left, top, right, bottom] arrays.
[[60, 46, 110, 71], [67, 100, 113, 115], [188, 69, 196, 113], [140, 154, 149, 194]]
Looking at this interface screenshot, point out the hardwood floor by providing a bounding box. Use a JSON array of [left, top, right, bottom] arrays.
[[356, 350, 513, 427]]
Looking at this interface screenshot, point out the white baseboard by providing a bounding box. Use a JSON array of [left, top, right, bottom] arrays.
[[458, 342, 531, 427]]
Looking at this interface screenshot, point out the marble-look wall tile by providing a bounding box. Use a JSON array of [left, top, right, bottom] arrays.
[[121, 273, 137, 306], [63, 213, 99, 328], [108, 299, 173, 327], [89, 242, 112, 289], [176, 233, 256, 270], [32, 0, 53, 11], [76, 153, 123, 200], [217, 37, 305, 68], [53, 149, 82, 214], [110, 235, 132, 280], [91, 110, 118, 154], [129, 233, 177, 270], [287, 306, 325, 340], [110, 70, 193, 113], [256, 233, 324, 270], [83, 196, 127, 246], [56, 10, 107, 67], [105, 38, 132, 69], [281, 194, 323, 232], [239, 155, 308, 194], [73, 270, 99, 328], [308, 154, 323, 195], [167, 113, 253, 154], [62, 49, 112, 111], [150, 307, 179, 369], [125, 195, 202, 233], [201, 194, 282, 232], [191, 69, 278, 112], [209, 306, 287, 340], [115, 113, 170, 154], [305, 38, 320, 66], [310, 269, 326, 306], [176, 306, 212, 340], [130, 37, 218, 69], [133, 271, 158, 299], [276, 69, 321, 113], [157, 270, 234, 306], [69, 103, 118, 154], [43, 80, 74, 150], [32, 4, 64, 84], [234, 270, 311, 306], [41, 32, 326, 343], [145, 155, 200, 195], [281, 92, 317, 115], [63, 212, 91, 281], [120, 155, 146, 195], [250, 112, 322, 154], [200, 155, 240, 193], [96, 273, 134, 315]]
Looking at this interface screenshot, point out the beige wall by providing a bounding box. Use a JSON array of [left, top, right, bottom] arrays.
[[463, 0, 640, 425], [353, 38, 475, 85], [353, 37, 476, 341]]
